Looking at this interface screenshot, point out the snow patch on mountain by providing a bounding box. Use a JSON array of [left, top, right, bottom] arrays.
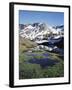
[[19, 23, 64, 53], [19, 23, 64, 41]]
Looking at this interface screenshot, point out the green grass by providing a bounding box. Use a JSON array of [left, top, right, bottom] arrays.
[[19, 63, 43, 79], [19, 53, 34, 63], [19, 60, 64, 79], [33, 55, 45, 59], [42, 61, 64, 77]]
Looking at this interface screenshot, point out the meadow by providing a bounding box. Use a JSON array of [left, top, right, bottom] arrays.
[[19, 37, 64, 79]]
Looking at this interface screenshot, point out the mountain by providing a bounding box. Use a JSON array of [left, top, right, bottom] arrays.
[[53, 25, 64, 31], [19, 23, 63, 41], [19, 24, 24, 30], [19, 23, 64, 53]]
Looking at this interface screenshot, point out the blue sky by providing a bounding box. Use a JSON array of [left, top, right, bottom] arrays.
[[19, 10, 64, 26]]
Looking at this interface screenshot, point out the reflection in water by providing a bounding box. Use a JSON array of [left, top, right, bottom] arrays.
[[24, 52, 59, 68], [28, 58, 59, 68]]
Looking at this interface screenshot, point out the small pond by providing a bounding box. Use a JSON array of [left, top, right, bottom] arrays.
[[28, 58, 59, 68], [24, 52, 59, 68]]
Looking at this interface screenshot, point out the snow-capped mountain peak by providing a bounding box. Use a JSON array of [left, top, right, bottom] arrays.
[[19, 23, 64, 40], [24, 25, 35, 30]]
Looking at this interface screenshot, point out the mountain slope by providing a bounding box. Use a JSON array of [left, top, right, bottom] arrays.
[[19, 36, 37, 53]]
